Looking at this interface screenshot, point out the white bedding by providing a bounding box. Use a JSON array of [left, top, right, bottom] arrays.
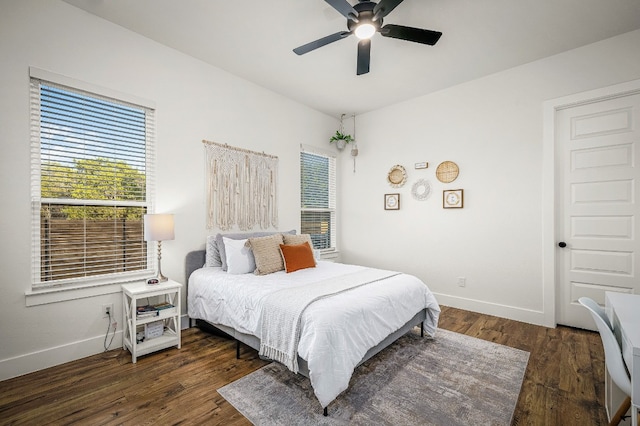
[[187, 261, 440, 408]]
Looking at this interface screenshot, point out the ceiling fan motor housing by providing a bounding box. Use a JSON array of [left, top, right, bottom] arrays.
[[348, 2, 382, 33]]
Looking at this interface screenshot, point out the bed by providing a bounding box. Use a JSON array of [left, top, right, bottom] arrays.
[[185, 232, 440, 415]]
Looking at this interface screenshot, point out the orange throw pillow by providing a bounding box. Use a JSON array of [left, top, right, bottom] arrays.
[[279, 242, 316, 273]]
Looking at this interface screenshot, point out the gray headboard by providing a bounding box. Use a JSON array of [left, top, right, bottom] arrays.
[[185, 250, 205, 285]]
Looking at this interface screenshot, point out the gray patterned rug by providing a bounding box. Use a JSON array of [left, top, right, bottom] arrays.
[[218, 328, 529, 425]]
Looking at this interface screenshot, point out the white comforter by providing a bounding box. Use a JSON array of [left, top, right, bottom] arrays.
[[188, 261, 440, 408]]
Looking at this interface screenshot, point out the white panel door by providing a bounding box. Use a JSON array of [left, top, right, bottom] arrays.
[[557, 92, 640, 329]]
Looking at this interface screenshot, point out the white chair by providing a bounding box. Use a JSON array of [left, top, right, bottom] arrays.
[[578, 297, 635, 426], [579, 296, 613, 330]]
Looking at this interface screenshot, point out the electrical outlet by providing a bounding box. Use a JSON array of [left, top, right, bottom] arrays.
[[457, 277, 466, 287], [102, 303, 114, 318]]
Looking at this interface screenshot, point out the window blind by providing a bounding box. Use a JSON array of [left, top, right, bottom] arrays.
[[30, 76, 155, 288], [300, 147, 336, 250]]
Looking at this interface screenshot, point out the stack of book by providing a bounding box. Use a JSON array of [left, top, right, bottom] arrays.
[[135, 302, 174, 318], [136, 305, 159, 318], [154, 302, 174, 311]]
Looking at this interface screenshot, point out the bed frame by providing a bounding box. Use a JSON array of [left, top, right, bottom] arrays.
[[185, 250, 427, 415]]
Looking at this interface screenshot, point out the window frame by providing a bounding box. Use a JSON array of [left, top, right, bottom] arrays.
[[300, 144, 337, 252], [29, 68, 156, 291]]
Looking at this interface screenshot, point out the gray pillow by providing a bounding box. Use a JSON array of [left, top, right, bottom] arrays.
[[216, 230, 296, 271], [205, 235, 222, 267]]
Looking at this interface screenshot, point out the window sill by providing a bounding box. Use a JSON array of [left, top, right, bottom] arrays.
[[25, 273, 151, 306], [320, 249, 340, 262]]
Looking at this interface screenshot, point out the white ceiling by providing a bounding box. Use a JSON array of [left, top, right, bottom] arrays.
[[63, 0, 640, 117]]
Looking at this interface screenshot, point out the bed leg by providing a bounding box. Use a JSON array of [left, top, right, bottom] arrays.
[[421, 322, 424, 337], [236, 340, 240, 359], [323, 407, 328, 417]]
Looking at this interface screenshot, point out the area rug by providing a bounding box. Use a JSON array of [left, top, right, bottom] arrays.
[[218, 329, 529, 425]]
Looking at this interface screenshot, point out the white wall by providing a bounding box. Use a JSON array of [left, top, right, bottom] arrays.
[[339, 29, 640, 326], [0, 0, 336, 380]]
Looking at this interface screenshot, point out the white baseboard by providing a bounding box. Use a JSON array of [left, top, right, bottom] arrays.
[[434, 293, 552, 328], [0, 331, 124, 382], [0, 314, 192, 382]]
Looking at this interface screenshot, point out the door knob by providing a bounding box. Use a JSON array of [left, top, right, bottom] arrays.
[[558, 242, 567, 248]]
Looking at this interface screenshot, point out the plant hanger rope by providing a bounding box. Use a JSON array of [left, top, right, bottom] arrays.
[[351, 114, 359, 172]]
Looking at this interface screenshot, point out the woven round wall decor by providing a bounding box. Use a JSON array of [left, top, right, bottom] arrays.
[[387, 164, 407, 188], [435, 161, 459, 183]]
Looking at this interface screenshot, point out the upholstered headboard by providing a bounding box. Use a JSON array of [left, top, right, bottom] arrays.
[[184, 250, 205, 285]]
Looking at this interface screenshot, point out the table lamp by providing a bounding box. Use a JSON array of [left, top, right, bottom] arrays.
[[143, 213, 174, 283]]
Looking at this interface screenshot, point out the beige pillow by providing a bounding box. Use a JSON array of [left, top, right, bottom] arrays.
[[246, 234, 285, 275], [283, 233, 313, 247]]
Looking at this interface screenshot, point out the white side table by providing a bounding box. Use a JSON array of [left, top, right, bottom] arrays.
[[122, 280, 182, 363]]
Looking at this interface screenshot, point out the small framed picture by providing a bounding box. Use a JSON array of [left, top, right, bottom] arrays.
[[385, 193, 400, 210], [443, 189, 464, 208], [414, 162, 428, 169]]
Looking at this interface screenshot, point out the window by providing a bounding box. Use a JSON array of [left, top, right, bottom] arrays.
[[30, 70, 155, 289], [300, 146, 336, 250]]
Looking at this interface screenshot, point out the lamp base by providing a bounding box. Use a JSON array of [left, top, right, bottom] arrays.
[[147, 240, 169, 285]]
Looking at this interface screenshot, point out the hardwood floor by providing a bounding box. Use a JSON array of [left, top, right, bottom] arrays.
[[0, 306, 607, 425], [437, 307, 607, 425]]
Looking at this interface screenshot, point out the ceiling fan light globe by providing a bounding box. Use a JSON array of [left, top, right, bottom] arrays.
[[355, 23, 376, 40]]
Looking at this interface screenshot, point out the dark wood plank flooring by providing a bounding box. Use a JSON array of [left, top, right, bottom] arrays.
[[0, 306, 607, 425]]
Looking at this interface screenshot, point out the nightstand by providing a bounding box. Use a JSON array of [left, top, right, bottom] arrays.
[[122, 279, 182, 363]]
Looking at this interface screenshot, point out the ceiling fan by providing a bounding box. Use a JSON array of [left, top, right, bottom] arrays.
[[293, 0, 442, 75]]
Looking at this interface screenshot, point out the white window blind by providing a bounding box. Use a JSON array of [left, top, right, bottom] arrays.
[[30, 74, 155, 288], [300, 146, 336, 250]]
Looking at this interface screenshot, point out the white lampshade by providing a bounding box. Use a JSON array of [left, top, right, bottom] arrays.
[[144, 214, 175, 242]]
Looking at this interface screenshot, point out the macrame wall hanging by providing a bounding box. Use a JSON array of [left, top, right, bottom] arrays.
[[203, 140, 279, 231]]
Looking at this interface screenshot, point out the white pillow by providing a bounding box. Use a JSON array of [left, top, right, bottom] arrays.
[[223, 237, 256, 274]]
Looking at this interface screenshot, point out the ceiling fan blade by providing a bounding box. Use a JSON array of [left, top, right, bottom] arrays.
[[324, 0, 359, 20], [380, 24, 442, 45], [293, 31, 352, 55], [373, 0, 404, 21], [357, 39, 371, 75]]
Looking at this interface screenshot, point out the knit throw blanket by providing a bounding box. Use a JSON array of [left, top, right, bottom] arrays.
[[258, 268, 400, 373]]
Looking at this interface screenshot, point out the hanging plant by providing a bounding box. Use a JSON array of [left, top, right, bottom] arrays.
[[329, 130, 354, 144], [330, 114, 354, 150]]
